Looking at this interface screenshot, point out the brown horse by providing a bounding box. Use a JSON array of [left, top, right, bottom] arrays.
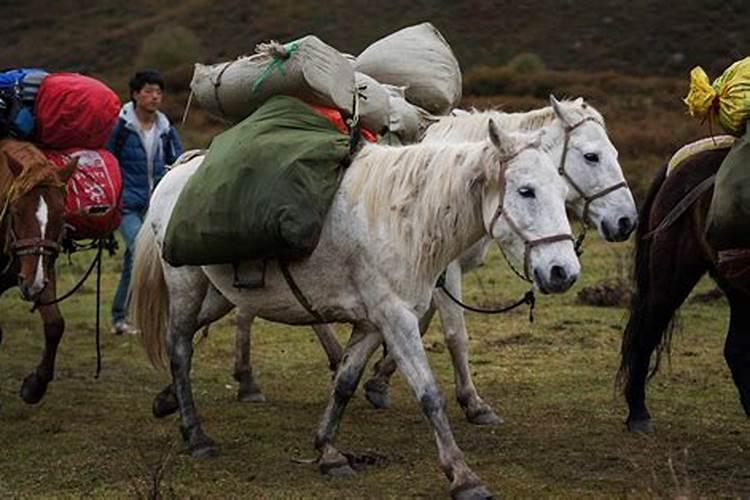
[[618, 144, 750, 432], [0, 139, 76, 404]]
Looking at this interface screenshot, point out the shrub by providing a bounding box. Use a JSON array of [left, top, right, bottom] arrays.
[[505, 52, 547, 75], [135, 25, 205, 72]]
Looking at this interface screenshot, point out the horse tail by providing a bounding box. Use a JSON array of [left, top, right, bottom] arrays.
[[617, 164, 672, 390], [130, 218, 169, 371]]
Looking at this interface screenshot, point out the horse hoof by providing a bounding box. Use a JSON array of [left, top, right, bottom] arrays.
[[190, 443, 219, 459], [319, 459, 356, 477], [20, 374, 48, 405], [467, 408, 504, 426], [152, 389, 179, 419], [237, 390, 266, 403], [627, 419, 654, 433], [452, 484, 493, 500], [364, 379, 391, 410]]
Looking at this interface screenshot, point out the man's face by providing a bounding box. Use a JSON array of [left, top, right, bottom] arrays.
[[133, 83, 163, 112]]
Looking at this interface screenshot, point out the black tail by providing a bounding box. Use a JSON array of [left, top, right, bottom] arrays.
[[617, 164, 675, 391]]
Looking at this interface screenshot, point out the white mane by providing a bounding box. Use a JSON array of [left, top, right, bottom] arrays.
[[423, 99, 605, 144], [347, 139, 514, 275]]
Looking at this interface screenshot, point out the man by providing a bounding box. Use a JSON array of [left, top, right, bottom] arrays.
[[108, 70, 183, 335]]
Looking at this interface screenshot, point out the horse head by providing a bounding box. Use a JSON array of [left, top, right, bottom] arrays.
[[482, 120, 580, 294], [3, 150, 77, 301], [548, 95, 638, 242]]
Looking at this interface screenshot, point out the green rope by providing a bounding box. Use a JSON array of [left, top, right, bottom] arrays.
[[251, 42, 300, 95]]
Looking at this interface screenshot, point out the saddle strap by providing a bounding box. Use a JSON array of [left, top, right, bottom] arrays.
[[643, 174, 716, 240], [279, 260, 327, 324]]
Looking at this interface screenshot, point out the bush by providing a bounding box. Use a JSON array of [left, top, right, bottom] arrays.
[[135, 25, 205, 72], [506, 52, 547, 74]]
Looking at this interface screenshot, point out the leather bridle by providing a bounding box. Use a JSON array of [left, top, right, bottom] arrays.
[[487, 145, 575, 283], [557, 116, 629, 234]]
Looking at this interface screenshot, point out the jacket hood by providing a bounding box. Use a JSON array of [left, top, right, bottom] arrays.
[[119, 102, 172, 134]]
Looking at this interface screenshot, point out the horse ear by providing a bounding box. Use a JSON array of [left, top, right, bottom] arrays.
[[4, 152, 24, 178], [488, 119, 512, 152], [56, 156, 79, 183]]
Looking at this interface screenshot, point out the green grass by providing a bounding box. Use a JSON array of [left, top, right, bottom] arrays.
[[0, 234, 747, 498]]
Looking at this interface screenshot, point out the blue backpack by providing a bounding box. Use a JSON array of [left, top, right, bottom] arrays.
[[0, 68, 48, 139]]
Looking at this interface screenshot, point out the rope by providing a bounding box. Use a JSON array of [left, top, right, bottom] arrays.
[[436, 272, 536, 322], [251, 42, 300, 95], [95, 239, 103, 378], [180, 89, 194, 128], [31, 242, 102, 310]]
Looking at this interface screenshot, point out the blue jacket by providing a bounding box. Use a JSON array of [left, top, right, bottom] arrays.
[[107, 102, 183, 212]]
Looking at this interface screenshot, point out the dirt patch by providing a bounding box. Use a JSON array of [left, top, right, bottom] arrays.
[[577, 278, 632, 307], [689, 287, 725, 304]]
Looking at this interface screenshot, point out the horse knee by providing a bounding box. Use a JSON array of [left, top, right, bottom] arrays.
[[420, 388, 447, 417], [333, 369, 360, 401]]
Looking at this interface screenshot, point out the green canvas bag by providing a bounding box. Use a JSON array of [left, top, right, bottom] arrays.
[[163, 96, 350, 266]]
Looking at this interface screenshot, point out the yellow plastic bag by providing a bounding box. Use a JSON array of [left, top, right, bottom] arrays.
[[684, 57, 750, 136]]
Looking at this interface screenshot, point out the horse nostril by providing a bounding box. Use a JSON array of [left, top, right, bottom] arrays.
[[550, 265, 567, 284], [618, 216, 633, 235]]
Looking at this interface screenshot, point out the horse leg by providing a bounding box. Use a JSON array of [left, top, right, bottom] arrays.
[[315, 324, 383, 476], [363, 303, 436, 410], [162, 268, 218, 458], [153, 283, 235, 417], [311, 323, 343, 371], [20, 272, 64, 404], [623, 260, 705, 433], [234, 309, 265, 403], [723, 288, 750, 417], [377, 303, 491, 499], [433, 261, 501, 425]]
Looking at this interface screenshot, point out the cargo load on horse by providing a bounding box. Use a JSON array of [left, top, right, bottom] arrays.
[[162, 96, 354, 266], [34, 73, 121, 150], [355, 22, 462, 115], [684, 57, 750, 249], [190, 36, 356, 123], [0, 68, 48, 139], [42, 148, 122, 240]]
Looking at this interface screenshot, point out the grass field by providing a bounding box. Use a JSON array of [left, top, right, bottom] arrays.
[[0, 231, 747, 498]]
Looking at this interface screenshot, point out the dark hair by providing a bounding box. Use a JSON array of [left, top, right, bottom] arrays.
[[129, 70, 165, 101]]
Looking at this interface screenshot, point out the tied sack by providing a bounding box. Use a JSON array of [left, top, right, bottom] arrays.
[[380, 85, 435, 145], [43, 148, 122, 240], [355, 22, 462, 115], [705, 122, 750, 250], [34, 73, 120, 150], [191, 35, 355, 123], [684, 57, 750, 136], [162, 96, 351, 266], [355, 72, 390, 134]]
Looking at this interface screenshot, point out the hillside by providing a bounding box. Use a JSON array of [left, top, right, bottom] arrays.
[[1, 0, 747, 83]]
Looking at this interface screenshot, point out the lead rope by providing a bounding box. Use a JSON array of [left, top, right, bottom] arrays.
[[437, 271, 536, 322], [31, 239, 107, 378]]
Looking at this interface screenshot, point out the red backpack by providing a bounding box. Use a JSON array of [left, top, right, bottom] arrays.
[[43, 148, 122, 240]]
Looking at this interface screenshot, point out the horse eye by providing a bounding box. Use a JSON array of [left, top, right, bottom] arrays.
[[518, 186, 536, 199], [584, 152, 599, 163]]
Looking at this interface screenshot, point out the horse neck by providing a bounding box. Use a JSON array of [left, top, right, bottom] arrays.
[[347, 141, 495, 279], [429, 108, 566, 156]]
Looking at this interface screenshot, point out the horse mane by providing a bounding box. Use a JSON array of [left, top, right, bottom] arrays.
[[348, 139, 513, 274], [423, 98, 606, 143], [0, 141, 64, 203]]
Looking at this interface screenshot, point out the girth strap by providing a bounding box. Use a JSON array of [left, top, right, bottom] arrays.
[[279, 260, 327, 324], [643, 174, 716, 240]]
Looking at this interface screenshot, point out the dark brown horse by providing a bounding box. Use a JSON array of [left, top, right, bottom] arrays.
[[0, 139, 76, 405], [618, 144, 750, 432]]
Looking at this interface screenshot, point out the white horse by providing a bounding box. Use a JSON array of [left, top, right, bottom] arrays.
[[361, 96, 638, 422], [205, 96, 637, 424], [131, 121, 579, 498]]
